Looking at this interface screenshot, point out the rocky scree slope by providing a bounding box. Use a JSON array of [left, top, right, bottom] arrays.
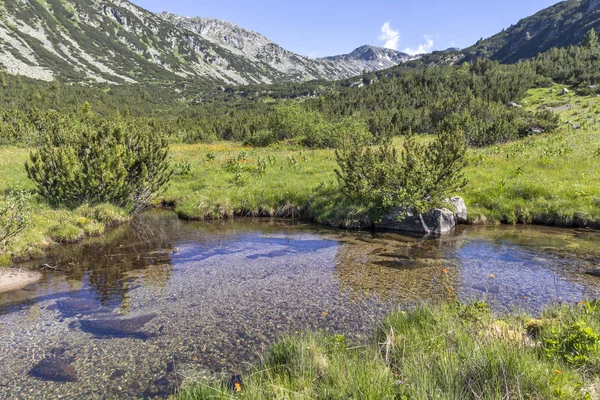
[[0, 0, 413, 85]]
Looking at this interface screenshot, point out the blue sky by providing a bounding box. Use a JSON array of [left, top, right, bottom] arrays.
[[132, 0, 560, 57]]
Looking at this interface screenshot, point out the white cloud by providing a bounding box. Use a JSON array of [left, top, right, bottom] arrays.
[[379, 22, 400, 50], [403, 35, 435, 55]]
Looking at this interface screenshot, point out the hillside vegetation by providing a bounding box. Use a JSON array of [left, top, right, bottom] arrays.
[[1, 33, 600, 264], [465, 0, 600, 63]]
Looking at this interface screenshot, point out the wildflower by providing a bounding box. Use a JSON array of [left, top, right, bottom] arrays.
[[443, 268, 449, 274], [396, 380, 404, 385], [578, 301, 585, 306], [523, 295, 527, 299], [555, 370, 562, 375], [234, 382, 242, 392], [490, 274, 496, 279], [401, 311, 406, 315], [322, 311, 328, 316]]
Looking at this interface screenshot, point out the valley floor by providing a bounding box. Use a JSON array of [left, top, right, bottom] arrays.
[[1, 85, 599, 265]]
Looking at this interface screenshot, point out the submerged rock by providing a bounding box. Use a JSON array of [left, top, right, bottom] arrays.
[[78, 313, 158, 339], [376, 208, 456, 234], [29, 357, 78, 383], [143, 374, 180, 398], [110, 369, 126, 380], [54, 297, 103, 318]]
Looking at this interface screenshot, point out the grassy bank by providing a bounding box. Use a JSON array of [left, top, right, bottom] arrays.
[[0, 148, 129, 264], [165, 85, 600, 227], [178, 301, 600, 399], [1, 85, 599, 265]]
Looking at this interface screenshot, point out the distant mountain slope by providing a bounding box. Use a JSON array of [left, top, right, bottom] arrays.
[[464, 0, 600, 63], [0, 0, 413, 85]]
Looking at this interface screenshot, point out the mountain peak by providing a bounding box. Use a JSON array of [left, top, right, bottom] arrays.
[[348, 45, 410, 61], [0, 0, 415, 85], [321, 45, 416, 70]]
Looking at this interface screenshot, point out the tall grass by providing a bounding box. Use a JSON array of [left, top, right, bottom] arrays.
[[178, 301, 600, 399]]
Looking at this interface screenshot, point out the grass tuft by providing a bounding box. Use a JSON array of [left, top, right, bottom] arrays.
[[178, 301, 600, 399]]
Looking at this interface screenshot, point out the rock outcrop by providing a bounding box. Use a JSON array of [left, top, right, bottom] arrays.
[[448, 196, 468, 224], [376, 208, 457, 235], [375, 197, 468, 234]]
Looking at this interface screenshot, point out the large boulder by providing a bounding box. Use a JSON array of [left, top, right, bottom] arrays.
[[376, 207, 456, 234], [447, 196, 468, 224]]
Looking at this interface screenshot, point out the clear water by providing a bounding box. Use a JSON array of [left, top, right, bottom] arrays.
[[1, 211, 599, 398]]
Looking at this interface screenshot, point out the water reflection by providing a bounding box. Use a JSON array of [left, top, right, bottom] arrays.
[[0, 215, 176, 314], [454, 235, 600, 313], [0, 213, 599, 399], [334, 233, 461, 301]]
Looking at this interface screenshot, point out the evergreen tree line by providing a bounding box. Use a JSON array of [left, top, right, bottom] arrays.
[[1, 33, 599, 148]]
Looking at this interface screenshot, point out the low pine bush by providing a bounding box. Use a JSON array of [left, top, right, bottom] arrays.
[[25, 115, 172, 212]]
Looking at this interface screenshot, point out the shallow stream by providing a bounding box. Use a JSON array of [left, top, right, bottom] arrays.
[[1, 211, 600, 398]]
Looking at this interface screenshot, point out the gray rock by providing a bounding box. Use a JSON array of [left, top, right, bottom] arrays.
[[562, 87, 569, 95], [506, 102, 522, 108], [29, 357, 78, 382], [530, 127, 544, 134], [572, 124, 582, 130], [472, 214, 488, 225], [143, 374, 180, 398], [447, 196, 468, 224], [78, 313, 158, 339], [588, 85, 597, 89], [376, 208, 456, 234]]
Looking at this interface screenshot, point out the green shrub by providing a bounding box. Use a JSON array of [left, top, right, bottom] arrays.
[[0, 191, 31, 251], [243, 129, 276, 147], [336, 128, 467, 214], [262, 103, 374, 149], [25, 116, 172, 212], [172, 157, 192, 176], [544, 321, 600, 368]]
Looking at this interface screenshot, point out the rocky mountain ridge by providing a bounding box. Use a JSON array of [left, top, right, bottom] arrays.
[[0, 0, 414, 85], [464, 0, 600, 63]]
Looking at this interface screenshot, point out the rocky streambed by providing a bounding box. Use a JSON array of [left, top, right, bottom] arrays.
[[1, 211, 600, 398]]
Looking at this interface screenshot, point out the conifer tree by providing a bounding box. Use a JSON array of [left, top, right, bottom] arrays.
[[26, 116, 172, 212], [583, 28, 598, 49]]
